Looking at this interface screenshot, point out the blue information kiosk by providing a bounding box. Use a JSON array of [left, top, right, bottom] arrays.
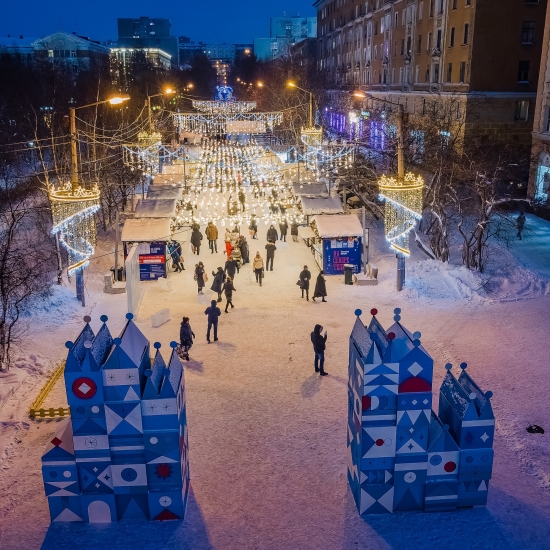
[[313, 214, 364, 275]]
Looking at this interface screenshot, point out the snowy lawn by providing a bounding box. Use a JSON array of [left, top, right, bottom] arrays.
[[0, 218, 549, 550]]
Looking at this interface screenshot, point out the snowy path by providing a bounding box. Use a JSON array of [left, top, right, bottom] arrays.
[[0, 221, 549, 550]]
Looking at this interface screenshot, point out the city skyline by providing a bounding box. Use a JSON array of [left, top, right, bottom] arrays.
[[0, 0, 316, 45]]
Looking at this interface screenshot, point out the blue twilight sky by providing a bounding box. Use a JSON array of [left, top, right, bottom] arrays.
[[1, 0, 317, 44]]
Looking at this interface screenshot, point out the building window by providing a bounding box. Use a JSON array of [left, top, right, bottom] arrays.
[[417, 35, 422, 53], [463, 23, 469, 44], [459, 61, 466, 82], [379, 71, 382, 83], [433, 63, 440, 82], [466, 0, 471, 4], [400, 67, 403, 83], [395, 13, 398, 27], [514, 100, 529, 121], [521, 21, 536, 44], [428, 32, 432, 50], [518, 60, 531, 82], [392, 68, 395, 83], [452, 0, 457, 8], [426, 65, 430, 82], [429, 0, 434, 16], [401, 39, 405, 55], [437, 30, 442, 49], [450, 27, 455, 47], [447, 63, 452, 82], [375, 21, 378, 35], [419, 1, 423, 19], [48, 49, 54, 58]]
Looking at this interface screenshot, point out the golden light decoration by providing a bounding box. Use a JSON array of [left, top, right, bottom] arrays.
[[378, 172, 424, 256], [48, 183, 100, 274], [192, 100, 257, 115], [301, 127, 323, 149]]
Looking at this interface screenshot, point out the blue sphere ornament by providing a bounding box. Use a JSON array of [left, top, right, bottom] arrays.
[[394, 308, 401, 314], [126, 313, 134, 320], [485, 391, 493, 399], [83, 315, 91, 323], [113, 337, 122, 346], [413, 331, 421, 340], [65, 341, 74, 349], [154, 342, 161, 350], [460, 362, 468, 370], [394, 315, 401, 321], [100, 315, 108, 323], [354, 309, 362, 317], [170, 341, 178, 349], [445, 363, 453, 371], [413, 339, 421, 347]]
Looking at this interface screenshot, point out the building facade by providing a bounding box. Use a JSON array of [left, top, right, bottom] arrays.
[[529, 0, 550, 203], [315, 0, 547, 144], [117, 17, 178, 67]]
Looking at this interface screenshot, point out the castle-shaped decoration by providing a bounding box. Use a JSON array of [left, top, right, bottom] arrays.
[[347, 308, 494, 514], [41, 313, 190, 523]]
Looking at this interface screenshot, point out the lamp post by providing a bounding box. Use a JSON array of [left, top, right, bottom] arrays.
[[287, 81, 314, 129], [146, 87, 176, 134], [53, 95, 130, 306]]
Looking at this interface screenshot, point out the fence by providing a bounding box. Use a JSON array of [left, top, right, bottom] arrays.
[[29, 360, 70, 419]]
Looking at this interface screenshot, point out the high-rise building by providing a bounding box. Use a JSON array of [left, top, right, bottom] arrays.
[[315, 0, 547, 144], [117, 17, 178, 66], [254, 14, 317, 61]]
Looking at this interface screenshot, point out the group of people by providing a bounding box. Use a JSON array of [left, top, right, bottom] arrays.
[[298, 266, 327, 302]]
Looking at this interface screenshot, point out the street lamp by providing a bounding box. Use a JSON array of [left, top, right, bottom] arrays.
[[51, 94, 130, 306], [146, 87, 176, 133], [287, 81, 314, 129]]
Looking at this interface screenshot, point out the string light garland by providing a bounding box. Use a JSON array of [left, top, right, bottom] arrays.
[[378, 172, 424, 256], [48, 183, 100, 275]]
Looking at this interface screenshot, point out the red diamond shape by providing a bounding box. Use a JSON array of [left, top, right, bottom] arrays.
[[51, 437, 62, 446]]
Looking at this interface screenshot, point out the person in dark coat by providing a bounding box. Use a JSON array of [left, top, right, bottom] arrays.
[[312, 271, 327, 302], [279, 220, 288, 242], [174, 241, 185, 270], [291, 222, 299, 242], [249, 215, 258, 239], [168, 241, 183, 272], [210, 267, 226, 302], [222, 276, 236, 313], [310, 324, 328, 375], [299, 265, 312, 301], [265, 241, 277, 271], [225, 257, 239, 279], [267, 225, 278, 242], [238, 236, 250, 264], [238, 189, 246, 212], [517, 211, 526, 240], [195, 262, 206, 294], [204, 299, 221, 343], [179, 317, 195, 360], [191, 224, 203, 255]]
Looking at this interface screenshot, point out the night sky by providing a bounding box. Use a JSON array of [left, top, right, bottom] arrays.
[[1, 0, 317, 44]]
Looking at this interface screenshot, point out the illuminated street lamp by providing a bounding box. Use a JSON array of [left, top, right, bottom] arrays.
[[146, 87, 176, 133], [287, 81, 314, 129], [50, 95, 130, 306]]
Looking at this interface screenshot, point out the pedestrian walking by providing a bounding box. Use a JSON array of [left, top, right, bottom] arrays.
[[179, 317, 195, 361], [298, 265, 311, 300], [225, 257, 239, 279], [253, 252, 264, 285], [191, 224, 203, 255], [238, 189, 246, 212], [249, 215, 258, 239], [225, 228, 234, 258], [279, 220, 288, 242], [291, 222, 299, 242], [210, 267, 226, 302], [312, 271, 327, 302], [174, 241, 185, 271], [310, 324, 328, 376], [194, 262, 206, 294], [517, 211, 526, 240], [265, 240, 276, 271], [238, 235, 250, 264], [205, 221, 219, 253], [222, 276, 236, 313], [267, 224, 278, 242], [204, 300, 221, 343], [168, 241, 184, 272]]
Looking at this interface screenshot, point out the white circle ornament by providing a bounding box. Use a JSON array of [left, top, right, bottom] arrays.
[[404, 472, 416, 483], [63, 471, 71, 478], [159, 496, 172, 507], [150, 437, 158, 444]]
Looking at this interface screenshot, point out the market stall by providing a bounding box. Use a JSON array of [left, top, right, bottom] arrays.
[[292, 182, 329, 198], [134, 199, 177, 219], [312, 214, 363, 275]]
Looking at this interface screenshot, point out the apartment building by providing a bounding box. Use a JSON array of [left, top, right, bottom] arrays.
[[315, 0, 547, 143], [529, 1, 550, 203]]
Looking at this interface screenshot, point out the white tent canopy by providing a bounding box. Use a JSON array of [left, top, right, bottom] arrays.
[[146, 187, 183, 200], [135, 199, 177, 219], [292, 182, 329, 197], [301, 196, 344, 216], [121, 218, 172, 242], [314, 214, 364, 238], [298, 225, 316, 239]]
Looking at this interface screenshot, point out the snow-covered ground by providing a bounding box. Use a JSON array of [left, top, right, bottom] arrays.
[[0, 213, 549, 550]]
